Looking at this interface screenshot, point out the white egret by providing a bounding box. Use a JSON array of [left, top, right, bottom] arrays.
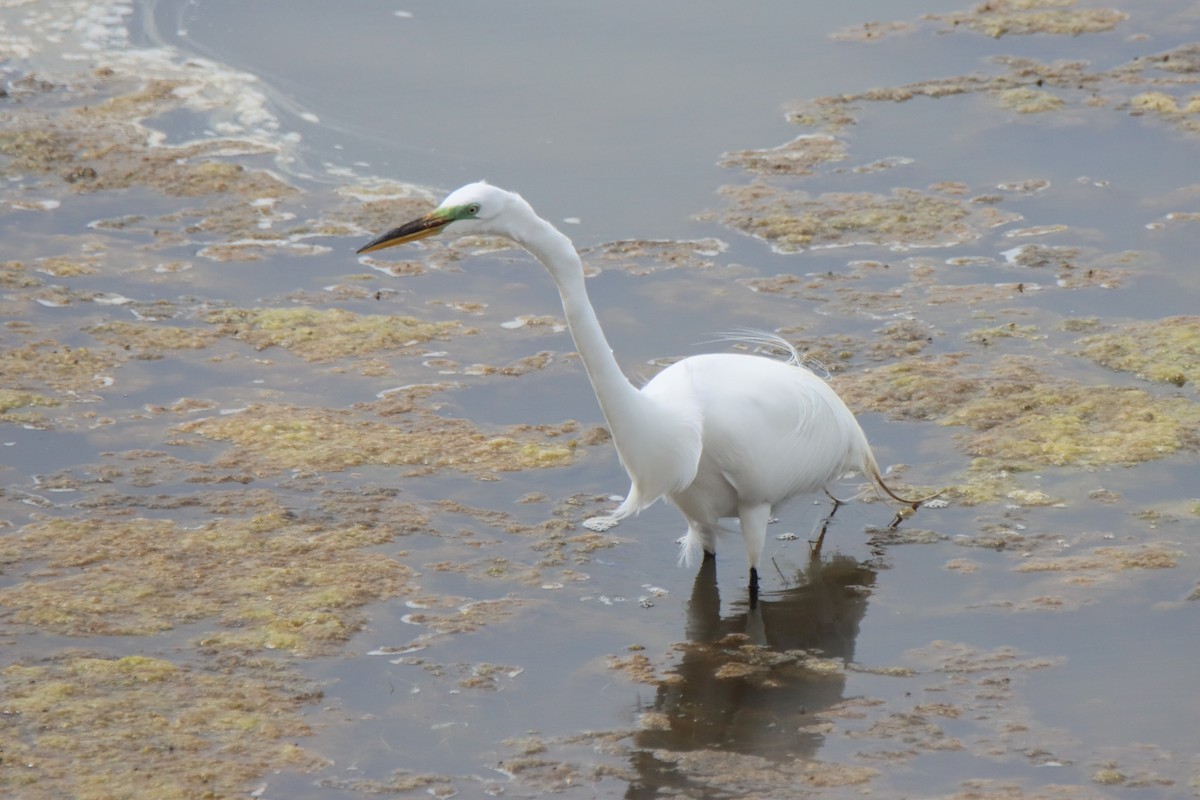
[[358, 182, 923, 601]]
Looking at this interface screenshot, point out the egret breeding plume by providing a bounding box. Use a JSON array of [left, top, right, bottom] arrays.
[[358, 182, 923, 601]]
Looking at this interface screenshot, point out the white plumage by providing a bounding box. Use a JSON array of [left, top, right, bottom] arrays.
[[634, 350, 879, 571], [359, 182, 917, 600]]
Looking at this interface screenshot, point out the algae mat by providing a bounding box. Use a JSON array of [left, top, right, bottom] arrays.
[[1, 1, 1199, 798]]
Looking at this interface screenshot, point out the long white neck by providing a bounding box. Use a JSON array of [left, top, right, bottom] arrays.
[[505, 203, 699, 517], [511, 215, 645, 436]]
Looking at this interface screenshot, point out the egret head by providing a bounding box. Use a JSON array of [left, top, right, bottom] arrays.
[[357, 181, 531, 255]]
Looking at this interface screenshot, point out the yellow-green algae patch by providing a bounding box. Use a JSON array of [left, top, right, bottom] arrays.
[[992, 86, 1066, 113], [0, 654, 325, 800], [86, 320, 221, 354], [927, 0, 1128, 39], [0, 389, 60, 426], [1077, 316, 1200, 388], [718, 183, 1012, 253], [963, 323, 1044, 345], [837, 355, 1200, 485], [719, 134, 848, 175], [33, 255, 100, 277], [1130, 90, 1200, 118], [583, 237, 729, 275], [1, 260, 44, 289], [1016, 543, 1182, 573], [0, 511, 418, 654], [172, 400, 581, 478], [944, 375, 1198, 468], [0, 78, 295, 201], [780, 42, 1200, 145], [204, 307, 461, 361], [0, 339, 123, 393]]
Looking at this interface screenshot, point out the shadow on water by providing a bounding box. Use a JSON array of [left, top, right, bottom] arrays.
[[626, 547, 877, 797]]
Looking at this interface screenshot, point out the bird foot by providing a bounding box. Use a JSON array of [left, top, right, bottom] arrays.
[[886, 503, 920, 530]]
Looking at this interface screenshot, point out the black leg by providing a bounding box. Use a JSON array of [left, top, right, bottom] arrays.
[[809, 510, 834, 555], [887, 502, 919, 529], [748, 566, 759, 608], [703, 549, 716, 561]]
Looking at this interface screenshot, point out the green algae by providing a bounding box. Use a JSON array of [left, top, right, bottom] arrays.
[[0, 261, 44, 289], [964, 323, 1044, 345], [173, 400, 581, 478], [0, 2, 1197, 798], [776, 35, 1200, 153], [1130, 90, 1200, 117], [719, 134, 848, 176], [1077, 316, 1200, 388], [583, 237, 728, 274], [0, 512, 418, 653], [0, 75, 295, 201], [1016, 543, 1182, 573], [0, 339, 121, 393], [719, 183, 1004, 253], [947, 378, 1199, 468], [837, 355, 1200, 498], [831, 0, 1127, 41], [992, 86, 1066, 113], [0, 127, 81, 173], [86, 320, 220, 354], [928, 0, 1128, 38], [0, 116, 291, 199], [33, 256, 99, 277], [0, 389, 59, 425], [203, 306, 460, 361], [0, 655, 325, 800]]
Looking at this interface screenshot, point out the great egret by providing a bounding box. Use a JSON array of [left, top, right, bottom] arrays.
[[358, 182, 921, 601]]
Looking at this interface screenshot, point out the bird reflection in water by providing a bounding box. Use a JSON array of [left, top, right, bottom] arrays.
[[626, 543, 878, 796]]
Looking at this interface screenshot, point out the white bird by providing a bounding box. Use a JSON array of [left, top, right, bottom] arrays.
[[358, 182, 922, 601]]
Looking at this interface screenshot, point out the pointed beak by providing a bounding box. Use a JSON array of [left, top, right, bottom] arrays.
[[356, 210, 449, 255]]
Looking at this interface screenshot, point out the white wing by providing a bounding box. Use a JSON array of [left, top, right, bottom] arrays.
[[608, 367, 703, 519]]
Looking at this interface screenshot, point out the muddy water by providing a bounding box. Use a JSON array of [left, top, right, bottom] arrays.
[[2, 1, 1199, 798]]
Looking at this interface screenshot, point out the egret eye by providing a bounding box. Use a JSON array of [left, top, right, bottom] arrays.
[[466, 203, 481, 216]]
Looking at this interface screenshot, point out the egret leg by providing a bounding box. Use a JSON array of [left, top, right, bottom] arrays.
[[738, 502, 772, 607], [887, 503, 920, 529], [810, 512, 835, 555], [811, 491, 842, 554]]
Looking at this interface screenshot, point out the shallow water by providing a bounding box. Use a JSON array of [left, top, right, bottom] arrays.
[[2, 1, 1199, 798], [145, 0, 974, 238]]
